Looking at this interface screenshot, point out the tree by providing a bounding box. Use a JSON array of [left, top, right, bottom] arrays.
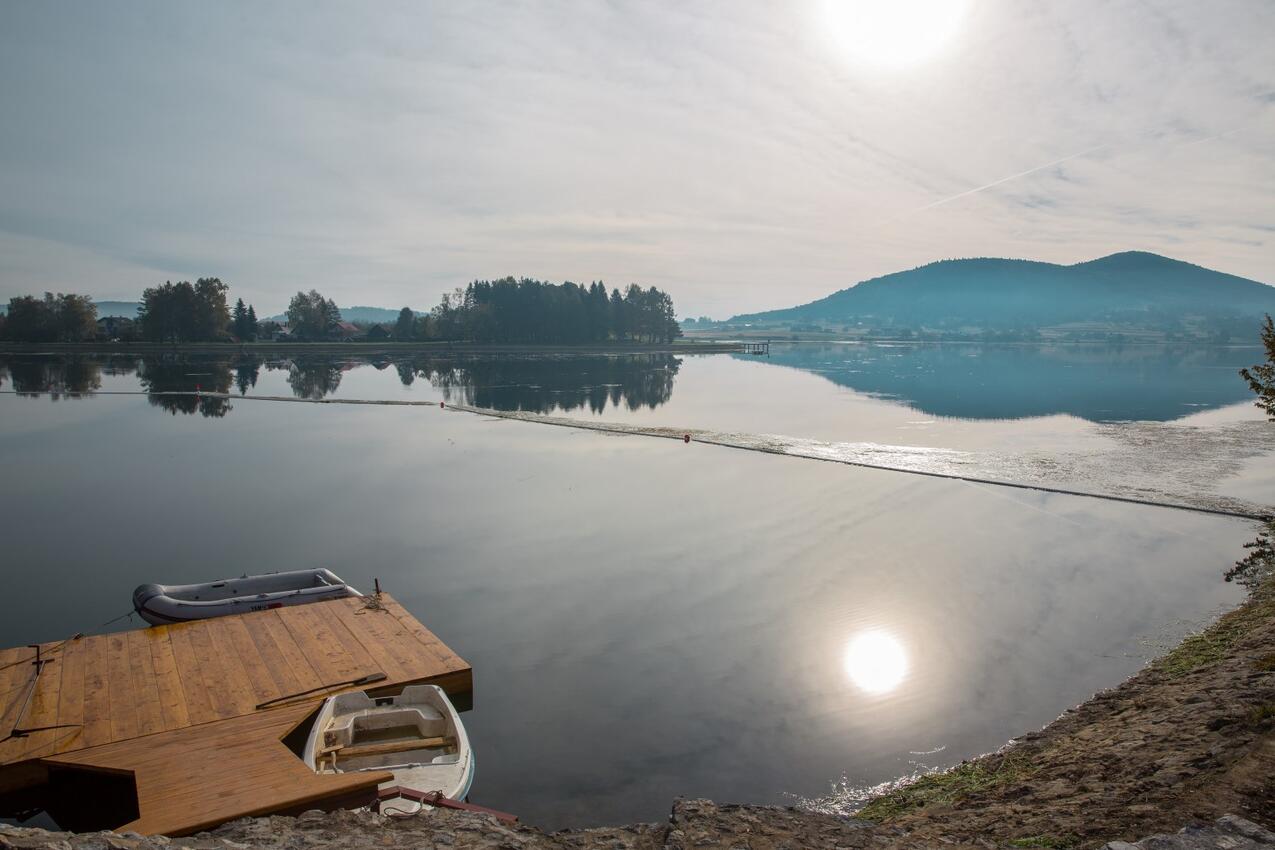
[[2, 293, 97, 342], [1227, 314, 1275, 588], [57, 294, 98, 341], [231, 299, 258, 341], [287, 290, 341, 340], [138, 280, 226, 342], [192, 278, 230, 340], [394, 307, 416, 340], [1239, 314, 1275, 421], [232, 299, 250, 340]]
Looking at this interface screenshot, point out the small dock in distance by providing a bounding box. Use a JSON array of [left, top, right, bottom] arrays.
[[0, 593, 471, 836], [741, 340, 770, 355]]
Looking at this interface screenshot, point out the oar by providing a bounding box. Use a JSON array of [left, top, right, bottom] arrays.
[[255, 671, 387, 710]]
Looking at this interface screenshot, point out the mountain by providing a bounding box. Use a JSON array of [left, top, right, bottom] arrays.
[[94, 300, 143, 318], [729, 252, 1275, 334], [0, 299, 143, 318], [262, 306, 423, 324]]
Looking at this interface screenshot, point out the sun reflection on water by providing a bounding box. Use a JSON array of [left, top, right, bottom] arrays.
[[844, 630, 908, 694]]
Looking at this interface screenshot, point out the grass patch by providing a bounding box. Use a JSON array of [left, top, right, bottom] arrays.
[[1153, 579, 1275, 678], [1009, 836, 1076, 849], [1248, 703, 1275, 725], [854, 753, 1037, 822], [1255, 652, 1275, 672]]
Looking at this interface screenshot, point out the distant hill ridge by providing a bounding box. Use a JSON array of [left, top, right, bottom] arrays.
[[730, 252, 1275, 330], [262, 305, 423, 324]]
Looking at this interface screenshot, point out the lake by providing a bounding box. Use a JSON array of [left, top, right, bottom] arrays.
[[0, 343, 1270, 829]]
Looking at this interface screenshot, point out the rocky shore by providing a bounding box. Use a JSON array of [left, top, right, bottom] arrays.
[[4, 567, 1275, 850]]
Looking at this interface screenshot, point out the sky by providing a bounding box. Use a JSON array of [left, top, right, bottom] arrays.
[[1, 1, 1273, 319]]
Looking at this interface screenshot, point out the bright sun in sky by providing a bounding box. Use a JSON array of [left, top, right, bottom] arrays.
[[821, 0, 971, 70], [844, 630, 909, 694]]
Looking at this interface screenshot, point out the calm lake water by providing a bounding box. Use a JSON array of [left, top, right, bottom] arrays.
[[0, 343, 1269, 828]]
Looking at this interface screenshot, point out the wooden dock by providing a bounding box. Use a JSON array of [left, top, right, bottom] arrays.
[[0, 594, 471, 836]]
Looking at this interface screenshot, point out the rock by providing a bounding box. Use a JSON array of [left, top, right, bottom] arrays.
[[1100, 816, 1275, 850]]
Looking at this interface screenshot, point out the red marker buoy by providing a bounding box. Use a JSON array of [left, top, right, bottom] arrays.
[[440, 401, 445, 409], [683, 433, 691, 444], [195, 383, 201, 396]]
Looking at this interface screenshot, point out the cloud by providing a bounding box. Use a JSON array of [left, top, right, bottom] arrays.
[[0, 0, 1272, 317]]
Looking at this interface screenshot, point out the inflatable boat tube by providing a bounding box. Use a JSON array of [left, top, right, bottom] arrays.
[[132, 568, 360, 625]]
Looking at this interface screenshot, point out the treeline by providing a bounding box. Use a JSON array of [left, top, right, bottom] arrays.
[[4, 276, 683, 346], [0, 293, 98, 342], [2, 279, 262, 343], [408, 279, 680, 344]]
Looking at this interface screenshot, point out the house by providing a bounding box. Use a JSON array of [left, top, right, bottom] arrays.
[[334, 321, 360, 339], [96, 316, 135, 340], [260, 322, 290, 341], [366, 324, 390, 341]]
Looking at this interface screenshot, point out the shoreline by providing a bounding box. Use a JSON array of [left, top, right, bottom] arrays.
[[3, 560, 1273, 846]]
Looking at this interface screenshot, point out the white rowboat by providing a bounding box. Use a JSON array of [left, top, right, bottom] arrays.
[[302, 684, 475, 806], [131, 569, 360, 625]]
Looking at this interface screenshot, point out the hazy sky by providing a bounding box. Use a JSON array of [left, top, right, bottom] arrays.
[[2, 1, 1273, 317]]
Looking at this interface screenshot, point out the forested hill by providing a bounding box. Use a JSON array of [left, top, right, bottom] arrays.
[[729, 252, 1275, 332]]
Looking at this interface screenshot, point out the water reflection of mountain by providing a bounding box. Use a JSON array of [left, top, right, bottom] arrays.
[[749, 343, 1257, 422]]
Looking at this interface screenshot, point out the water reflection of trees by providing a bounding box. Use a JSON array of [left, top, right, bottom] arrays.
[[4, 357, 103, 399], [137, 356, 233, 418], [1, 352, 682, 416], [416, 354, 681, 413], [286, 357, 344, 400]]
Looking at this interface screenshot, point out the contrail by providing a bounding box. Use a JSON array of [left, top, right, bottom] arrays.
[[907, 144, 1107, 214]]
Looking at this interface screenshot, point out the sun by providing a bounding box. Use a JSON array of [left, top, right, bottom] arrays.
[[843, 630, 909, 694], [820, 0, 970, 70]]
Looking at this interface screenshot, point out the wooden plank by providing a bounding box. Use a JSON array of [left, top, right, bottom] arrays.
[[165, 625, 216, 726], [126, 629, 166, 737], [146, 629, 190, 730], [105, 632, 139, 743], [53, 635, 88, 753], [328, 603, 415, 682], [0, 645, 32, 736], [12, 640, 67, 760], [330, 735, 454, 760], [217, 616, 283, 705], [315, 603, 382, 679], [280, 604, 369, 686], [201, 618, 261, 716], [80, 636, 113, 748], [250, 611, 324, 695], [185, 620, 240, 720], [239, 613, 307, 699]]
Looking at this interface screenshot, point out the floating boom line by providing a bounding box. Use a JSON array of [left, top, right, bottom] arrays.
[[2, 389, 1269, 522]]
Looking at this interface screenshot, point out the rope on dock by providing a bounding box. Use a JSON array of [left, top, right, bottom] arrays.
[[3, 389, 1269, 522]]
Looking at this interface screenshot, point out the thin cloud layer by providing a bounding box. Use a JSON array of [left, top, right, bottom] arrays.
[[1, 0, 1272, 317]]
